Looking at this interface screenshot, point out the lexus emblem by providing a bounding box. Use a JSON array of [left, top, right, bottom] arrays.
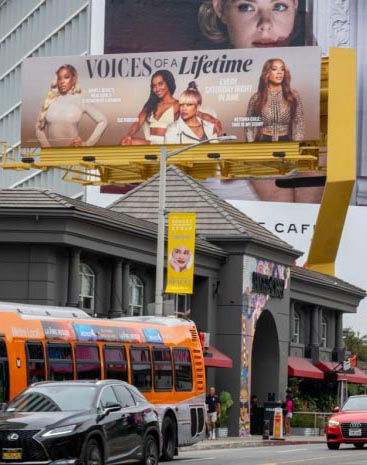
[[7, 433, 19, 441]]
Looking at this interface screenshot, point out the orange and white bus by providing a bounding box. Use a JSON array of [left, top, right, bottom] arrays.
[[0, 302, 206, 460]]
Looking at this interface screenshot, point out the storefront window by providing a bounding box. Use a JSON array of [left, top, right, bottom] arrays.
[[293, 312, 300, 343], [321, 318, 327, 348], [79, 263, 95, 313], [129, 274, 144, 316]]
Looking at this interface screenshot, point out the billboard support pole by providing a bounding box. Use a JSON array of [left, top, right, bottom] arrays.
[[154, 135, 236, 316]]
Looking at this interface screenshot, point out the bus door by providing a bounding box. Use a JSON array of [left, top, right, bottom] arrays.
[[0, 339, 9, 404]]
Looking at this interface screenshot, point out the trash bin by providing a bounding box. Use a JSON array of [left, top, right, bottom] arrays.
[[263, 401, 281, 436], [262, 419, 270, 439]]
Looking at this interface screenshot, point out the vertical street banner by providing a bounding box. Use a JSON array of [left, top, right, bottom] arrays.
[[166, 212, 196, 294]]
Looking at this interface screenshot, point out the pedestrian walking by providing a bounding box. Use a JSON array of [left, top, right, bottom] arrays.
[[206, 386, 220, 439]]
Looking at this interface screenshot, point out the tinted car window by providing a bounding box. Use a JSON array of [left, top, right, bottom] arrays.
[[99, 385, 119, 409], [113, 384, 136, 407], [6, 385, 96, 412]]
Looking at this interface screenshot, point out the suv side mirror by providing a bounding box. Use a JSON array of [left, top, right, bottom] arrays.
[[104, 402, 122, 414], [333, 406, 340, 413]]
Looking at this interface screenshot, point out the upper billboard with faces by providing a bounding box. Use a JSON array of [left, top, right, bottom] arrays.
[[104, 0, 314, 54]]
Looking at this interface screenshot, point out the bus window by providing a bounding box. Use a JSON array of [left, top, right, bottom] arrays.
[[47, 343, 74, 381], [26, 342, 46, 384], [130, 347, 152, 392], [152, 347, 172, 391], [0, 339, 9, 403], [173, 348, 193, 391], [75, 344, 101, 380], [103, 345, 128, 382]]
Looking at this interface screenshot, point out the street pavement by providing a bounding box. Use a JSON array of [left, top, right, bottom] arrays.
[[180, 434, 325, 451]]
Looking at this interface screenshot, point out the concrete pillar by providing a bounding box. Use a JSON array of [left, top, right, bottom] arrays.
[[110, 259, 123, 317], [311, 306, 320, 364], [289, 300, 295, 346], [334, 312, 345, 361], [122, 261, 130, 315], [67, 248, 81, 307]]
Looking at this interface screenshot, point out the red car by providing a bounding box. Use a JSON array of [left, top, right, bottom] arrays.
[[326, 395, 367, 450]]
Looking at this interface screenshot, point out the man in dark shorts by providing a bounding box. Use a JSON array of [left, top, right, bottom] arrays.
[[206, 386, 220, 439]]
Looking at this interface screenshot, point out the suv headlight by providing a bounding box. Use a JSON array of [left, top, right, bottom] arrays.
[[42, 424, 78, 437], [328, 419, 340, 427]]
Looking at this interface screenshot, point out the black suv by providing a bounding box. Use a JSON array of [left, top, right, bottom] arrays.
[[0, 380, 161, 465]]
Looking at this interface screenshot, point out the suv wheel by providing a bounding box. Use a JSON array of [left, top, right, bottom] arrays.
[[141, 434, 159, 465], [84, 439, 103, 465]]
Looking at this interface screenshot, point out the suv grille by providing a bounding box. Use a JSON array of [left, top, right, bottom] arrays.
[[0, 430, 48, 462], [341, 422, 367, 439]]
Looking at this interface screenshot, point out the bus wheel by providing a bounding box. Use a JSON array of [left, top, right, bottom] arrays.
[[161, 416, 177, 461]]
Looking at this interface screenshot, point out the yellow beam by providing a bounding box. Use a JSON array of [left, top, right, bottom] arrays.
[[307, 48, 356, 275]]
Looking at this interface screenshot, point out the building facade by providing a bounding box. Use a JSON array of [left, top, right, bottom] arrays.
[[0, 169, 365, 436]]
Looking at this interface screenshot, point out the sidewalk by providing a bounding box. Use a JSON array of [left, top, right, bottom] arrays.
[[180, 434, 326, 451]]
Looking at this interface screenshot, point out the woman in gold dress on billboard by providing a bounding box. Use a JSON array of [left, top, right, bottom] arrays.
[[245, 58, 305, 142]]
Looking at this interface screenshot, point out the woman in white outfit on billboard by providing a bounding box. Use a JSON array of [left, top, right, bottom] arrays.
[[165, 82, 220, 144], [121, 70, 222, 145], [36, 64, 107, 148]]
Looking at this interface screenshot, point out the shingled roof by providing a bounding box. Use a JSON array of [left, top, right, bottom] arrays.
[[110, 166, 300, 256], [0, 188, 224, 256], [291, 266, 366, 298]]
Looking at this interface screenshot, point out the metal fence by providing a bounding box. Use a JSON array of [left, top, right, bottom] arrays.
[[291, 411, 333, 436]]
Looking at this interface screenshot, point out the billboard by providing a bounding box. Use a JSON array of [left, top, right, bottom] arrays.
[[100, 0, 332, 205], [21, 47, 320, 148], [104, 0, 314, 54]]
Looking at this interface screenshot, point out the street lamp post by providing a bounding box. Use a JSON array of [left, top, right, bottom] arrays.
[[154, 135, 237, 316]]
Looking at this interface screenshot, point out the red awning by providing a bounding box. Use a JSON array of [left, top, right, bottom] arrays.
[[288, 357, 324, 379], [204, 345, 233, 368], [317, 361, 367, 384]]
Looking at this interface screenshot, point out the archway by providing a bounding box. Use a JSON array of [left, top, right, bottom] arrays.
[[251, 309, 280, 406]]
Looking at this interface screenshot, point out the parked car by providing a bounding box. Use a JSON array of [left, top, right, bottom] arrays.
[[0, 380, 161, 465], [326, 395, 367, 450]]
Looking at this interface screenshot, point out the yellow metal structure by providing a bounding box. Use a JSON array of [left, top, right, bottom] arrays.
[[0, 51, 356, 277], [307, 48, 356, 275], [2, 142, 318, 185]]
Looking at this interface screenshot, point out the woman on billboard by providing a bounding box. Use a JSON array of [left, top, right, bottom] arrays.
[[164, 82, 220, 144], [245, 58, 304, 142], [121, 70, 222, 145], [169, 246, 193, 273], [198, 0, 306, 49], [36, 65, 107, 147]]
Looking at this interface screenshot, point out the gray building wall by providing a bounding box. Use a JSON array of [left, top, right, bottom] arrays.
[[0, 0, 90, 197]]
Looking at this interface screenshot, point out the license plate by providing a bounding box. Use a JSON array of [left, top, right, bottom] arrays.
[[349, 428, 362, 437], [2, 449, 22, 460]]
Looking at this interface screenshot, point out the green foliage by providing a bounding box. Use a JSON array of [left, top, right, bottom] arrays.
[[343, 327, 367, 362], [291, 413, 323, 428], [217, 391, 234, 428]]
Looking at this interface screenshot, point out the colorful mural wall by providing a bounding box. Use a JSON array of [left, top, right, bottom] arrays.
[[239, 256, 289, 436]]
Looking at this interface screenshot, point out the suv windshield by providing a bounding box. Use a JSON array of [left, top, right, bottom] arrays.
[[343, 396, 367, 411], [6, 385, 97, 412]]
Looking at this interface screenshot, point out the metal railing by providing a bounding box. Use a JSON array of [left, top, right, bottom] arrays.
[[291, 411, 333, 436]]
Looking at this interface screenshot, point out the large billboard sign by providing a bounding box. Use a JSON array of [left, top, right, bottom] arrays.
[[104, 0, 313, 54], [21, 47, 320, 148]]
